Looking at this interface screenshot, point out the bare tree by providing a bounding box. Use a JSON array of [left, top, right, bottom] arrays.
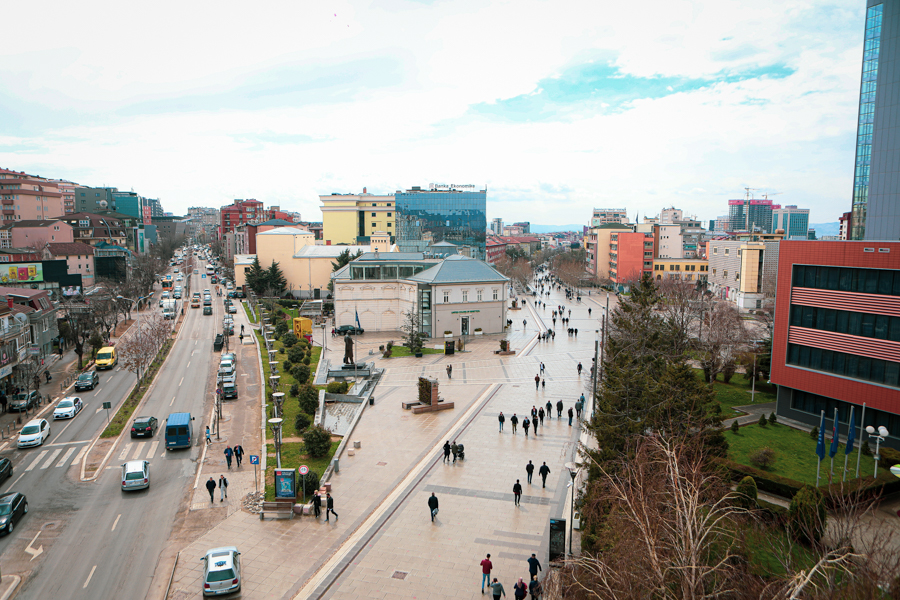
[[698, 302, 747, 382], [656, 278, 702, 356]]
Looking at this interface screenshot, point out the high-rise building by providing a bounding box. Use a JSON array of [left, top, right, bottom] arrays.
[[659, 207, 683, 224], [75, 187, 117, 213], [145, 198, 164, 219], [395, 186, 486, 260], [772, 205, 811, 239], [850, 3, 885, 240], [591, 208, 628, 227], [490, 218, 503, 235], [512, 221, 530, 234], [728, 198, 775, 232]]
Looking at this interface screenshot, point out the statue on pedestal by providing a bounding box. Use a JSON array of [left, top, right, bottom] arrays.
[[343, 334, 354, 365]]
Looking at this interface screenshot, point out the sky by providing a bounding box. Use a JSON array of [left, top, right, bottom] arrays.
[[0, 0, 866, 228]]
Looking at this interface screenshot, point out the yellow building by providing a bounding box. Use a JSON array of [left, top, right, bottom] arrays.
[[651, 258, 709, 283], [320, 190, 396, 245]]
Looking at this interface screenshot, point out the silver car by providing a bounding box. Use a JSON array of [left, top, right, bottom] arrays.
[[121, 460, 149, 491], [202, 546, 241, 596]]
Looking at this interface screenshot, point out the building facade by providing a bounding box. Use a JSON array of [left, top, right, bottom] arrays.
[[609, 231, 654, 287], [728, 198, 775, 233], [220, 199, 263, 238], [591, 208, 629, 227], [490, 218, 503, 235], [395, 186, 486, 260], [1, 221, 74, 248], [320, 190, 395, 245], [772, 205, 811, 239], [0, 169, 65, 223], [707, 239, 780, 310], [652, 258, 709, 283]]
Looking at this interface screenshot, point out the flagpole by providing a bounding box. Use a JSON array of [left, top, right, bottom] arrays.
[[830, 407, 838, 480], [843, 406, 855, 483], [856, 403, 866, 479], [816, 410, 825, 488]]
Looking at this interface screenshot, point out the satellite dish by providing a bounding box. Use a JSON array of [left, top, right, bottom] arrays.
[[13, 313, 27, 325], [99, 200, 108, 208]]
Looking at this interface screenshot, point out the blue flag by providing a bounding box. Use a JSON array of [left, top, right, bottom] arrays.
[[829, 411, 840, 458], [355, 310, 361, 328], [816, 414, 826, 461], [845, 407, 856, 455]]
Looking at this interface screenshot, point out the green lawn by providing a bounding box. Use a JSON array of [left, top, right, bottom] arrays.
[[386, 345, 444, 358], [256, 330, 322, 440], [694, 369, 777, 418], [726, 422, 878, 486], [264, 440, 339, 501], [242, 301, 257, 324]]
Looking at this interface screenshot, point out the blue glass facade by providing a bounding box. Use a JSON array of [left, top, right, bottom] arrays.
[[394, 188, 487, 260], [851, 4, 883, 240]]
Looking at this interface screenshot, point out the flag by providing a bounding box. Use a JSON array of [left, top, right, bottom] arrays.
[[845, 407, 856, 455], [816, 414, 826, 461], [355, 310, 361, 329], [829, 410, 840, 458]]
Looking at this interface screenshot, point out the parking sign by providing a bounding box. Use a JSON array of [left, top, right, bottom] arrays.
[[249, 455, 259, 465]]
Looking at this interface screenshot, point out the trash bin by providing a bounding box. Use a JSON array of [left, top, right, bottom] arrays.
[[369, 397, 374, 406]]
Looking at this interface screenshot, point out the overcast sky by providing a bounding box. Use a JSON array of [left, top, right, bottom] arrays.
[[0, 0, 864, 227]]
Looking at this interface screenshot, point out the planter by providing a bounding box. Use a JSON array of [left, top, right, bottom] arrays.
[[444, 334, 453, 339], [474, 331, 483, 336], [415, 352, 423, 357]]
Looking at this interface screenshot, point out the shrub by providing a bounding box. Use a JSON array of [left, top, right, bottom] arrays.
[[730, 420, 740, 434], [880, 446, 900, 468], [281, 332, 298, 348], [500, 339, 509, 352], [294, 411, 312, 433], [722, 361, 737, 384], [862, 440, 873, 456], [289, 383, 299, 397], [768, 412, 777, 425], [788, 485, 826, 545], [303, 356, 310, 366], [288, 345, 305, 364], [810, 425, 818, 440], [298, 384, 319, 415], [382, 340, 393, 358], [292, 364, 311, 385], [417, 377, 432, 404], [303, 425, 332, 458], [274, 320, 289, 337], [749, 446, 776, 470], [758, 413, 767, 427], [298, 469, 320, 498], [735, 475, 758, 508], [326, 381, 350, 394], [283, 359, 292, 372]]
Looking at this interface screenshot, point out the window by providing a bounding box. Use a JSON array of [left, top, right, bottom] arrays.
[[462, 291, 468, 302], [387, 213, 392, 217], [724, 248, 730, 255], [372, 223, 376, 228], [493, 289, 498, 300], [723, 270, 728, 278], [371, 212, 376, 217], [443, 291, 450, 303], [736, 272, 740, 280], [713, 247, 718, 254], [477, 290, 482, 301]]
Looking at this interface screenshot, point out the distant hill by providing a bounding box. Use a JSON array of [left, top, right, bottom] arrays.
[[528, 223, 585, 234], [810, 222, 839, 237]]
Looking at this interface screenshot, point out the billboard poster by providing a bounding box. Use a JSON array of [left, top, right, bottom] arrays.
[[0, 263, 43, 283], [62, 286, 81, 297]]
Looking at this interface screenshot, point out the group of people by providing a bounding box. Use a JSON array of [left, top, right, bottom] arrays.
[[311, 490, 339, 522], [481, 553, 544, 599], [498, 399, 577, 434], [442, 439, 463, 462], [223, 444, 244, 469]]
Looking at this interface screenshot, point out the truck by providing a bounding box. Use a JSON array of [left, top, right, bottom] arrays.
[[162, 299, 177, 320]]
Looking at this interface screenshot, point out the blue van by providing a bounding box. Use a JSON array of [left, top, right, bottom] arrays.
[[164, 413, 195, 450]]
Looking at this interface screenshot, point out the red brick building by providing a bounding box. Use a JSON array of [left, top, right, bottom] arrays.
[[609, 231, 654, 288], [220, 199, 263, 238], [772, 241, 900, 448]]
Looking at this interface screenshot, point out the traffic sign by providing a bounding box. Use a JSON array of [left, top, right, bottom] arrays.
[[249, 455, 259, 465], [299, 465, 309, 475], [202, 274, 207, 278]]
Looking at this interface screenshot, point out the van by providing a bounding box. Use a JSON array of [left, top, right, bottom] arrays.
[[95, 347, 117, 370], [164, 412, 195, 450]]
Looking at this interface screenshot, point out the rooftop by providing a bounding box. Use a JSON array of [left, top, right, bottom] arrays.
[[408, 255, 508, 285], [257, 227, 312, 236]]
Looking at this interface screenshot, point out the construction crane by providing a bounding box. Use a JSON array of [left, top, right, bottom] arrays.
[[762, 192, 783, 200], [744, 187, 759, 200]]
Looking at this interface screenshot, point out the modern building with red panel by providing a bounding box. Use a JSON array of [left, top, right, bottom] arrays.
[[609, 230, 654, 289], [220, 199, 263, 238], [772, 240, 900, 448]]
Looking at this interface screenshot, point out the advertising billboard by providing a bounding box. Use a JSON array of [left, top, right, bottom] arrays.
[[0, 263, 43, 283]]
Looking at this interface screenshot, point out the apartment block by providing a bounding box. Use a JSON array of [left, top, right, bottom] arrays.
[[0, 169, 65, 222], [707, 239, 780, 310], [320, 189, 395, 245]]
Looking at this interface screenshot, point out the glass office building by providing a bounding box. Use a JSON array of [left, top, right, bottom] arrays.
[[395, 186, 487, 260]]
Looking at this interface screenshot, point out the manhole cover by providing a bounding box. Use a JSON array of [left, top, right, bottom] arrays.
[[392, 571, 408, 580], [377, 461, 387, 466]]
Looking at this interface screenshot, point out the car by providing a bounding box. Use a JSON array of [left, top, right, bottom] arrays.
[[203, 306, 213, 316], [0, 458, 12, 484], [227, 304, 237, 314], [176, 275, 184, 282], [17, 419, 50, 448], [202, 546, 242, 596], [204, 289, 211, 295], [213, 334, 224, 351], [174, 268, 180, 273], [75, 371, 100, 391], [159, 292, 170, 307], [121, 460, 150, 491], [221, 379, 238, 400], [53, 396, 83, 420], [336, 325, 365, 335], [131, 416, 159, 438], [0, 492, 27, 535], [9, 391, 41, 412]]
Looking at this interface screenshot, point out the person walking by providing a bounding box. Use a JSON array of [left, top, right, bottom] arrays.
[[541, 378, 545, 391], [447, 364, 453, 379], [481, 554, 494, 594], [498, 412, 505, 432], [428, 492, 439, 522], [218, 474, 228, 502], [523, 417, 530, 437], [490, 578, 506, 599], [525, 460, 534, 484], [443, 440, 451, 463], [531, 406, 538, 421], [527, 554, 542, 581], [205, 426, 211, 445], [538, 407, 544, 426], [451, 441, 459, 463], [513, 480, 523, 506], [529, 575, 542, 599], [513, 578, 528, 600], [539, 362, 545, 375], [577, 362, 582, 376], [523, 319, 527, 329], [313, 490, 321, 518], [241, 323, 244, 335], [588, 307, 592, 316], [545, 400, 552, 420], [510, 414, 518, 435], [556, 400, 563, 418], [568, 407, 574, 426], [205, 477, 216, 502], [534, 374, 540, 390], [325, 493, 338, 522], [539, 462, 550, 488], [224, 446, 233, 469], [233, 444, 244, 467]]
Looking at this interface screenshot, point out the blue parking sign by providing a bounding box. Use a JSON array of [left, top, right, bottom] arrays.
[[202, 274, 207, 278], [249, 455, 259, 465]]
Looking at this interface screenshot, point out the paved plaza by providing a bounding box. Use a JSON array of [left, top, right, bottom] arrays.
[[166, 284, 614, 599]]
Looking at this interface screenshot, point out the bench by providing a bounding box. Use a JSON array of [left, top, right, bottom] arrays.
[[259, 500, 294, 520]]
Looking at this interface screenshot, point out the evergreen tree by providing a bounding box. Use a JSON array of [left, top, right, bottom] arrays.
[[329, 249, 363, 291], [246, 256, 267, 295], [266, 260, 287, 296]]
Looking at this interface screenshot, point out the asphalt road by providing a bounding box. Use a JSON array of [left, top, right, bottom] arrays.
[[0, 262, 227, 599]]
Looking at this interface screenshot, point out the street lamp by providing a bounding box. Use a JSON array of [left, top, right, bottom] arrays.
[[866, 425, 890, 478], [268, 417, 283, 469], [565, 461, 579, 556]]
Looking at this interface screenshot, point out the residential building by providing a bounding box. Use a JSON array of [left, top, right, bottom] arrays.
[[839, 211, 852, 241], [486, 237, 507, 265], [707, 239, 780, 310], [0, 301, 29, 389], [0, 287, 58, 359], [395, 186, 487, 260], [75, 187, 117, 214], [512, 222, 530, 234], [263, 206, 295, 223], [0, 249, 42, 263], [55, 213, 127, 247], [679, 219, 706, 258], [490, 218, 503, 236], [111, 191, 144, 220], [487, 236, 542, 256], [220, 199, 263, 238], [0, 169, 65, 222], [233, 254, 256, 291], [709, 215, 730, 233], [332, 253, 508, 336], [42, 243, 95, 287], [771, 240, 900, 448], [145, 198, 164, 219], [609, 230, 654, 288], [772, 205, 811, 239], [586, 223, 632, 281], [728, 197, 775, 233], [154, 217, 189, 241], [188, 207, 219, 241], [652, 258, 709, 283], [255, 226, 316, 283], [654, 224, 683, 259], [591, 208, 629, 227], [0, 221, 74, 248], [320, 189, 395, 245], [49, 179, 77, 214], [659, 207, 683, 224], [502, 225, 526, 236]]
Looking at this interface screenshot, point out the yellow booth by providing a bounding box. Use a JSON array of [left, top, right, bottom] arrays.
[[293, 317, 313, 342]]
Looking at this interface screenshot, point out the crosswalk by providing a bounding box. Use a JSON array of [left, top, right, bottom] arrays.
[[24, 445, 89, 472], [117, 440, 161, 462], [18, 439, 168, 474]]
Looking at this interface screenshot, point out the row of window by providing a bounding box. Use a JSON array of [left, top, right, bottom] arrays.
[[793, 265, 900, 296], [787, 343, 900, 389], [790, 304, 900, 342], [371, 223, 392, 228], [653, 264, 707, 271], [442, 289, 499, 303], [371, 212, 393, 217], [790, 389, 898, 437]]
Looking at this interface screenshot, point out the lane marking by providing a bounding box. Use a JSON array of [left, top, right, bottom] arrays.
[[111, 514, 121, 532], [51, 418, 76, 442], [83, 565, 96, 588], [7, 472, 24, 488], [24, 530, 42, 560], [186, 361, 191, 368], [131, 444, 144, 460], [179, 377, 184, 386], [56, 447, 76, 467], [118, 443, 132, 461], [147, 441, 159, 459], [0, 442, 7, 453], [72, 446, 87, 466], [44, 440, 90, 448], [169, 396, 175, 407], [40, 449, 62, 469], [25, 450, 48, 472]]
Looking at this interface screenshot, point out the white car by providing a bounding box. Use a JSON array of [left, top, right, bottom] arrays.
[[121, 460, 150, 491], [17, 419, 50, 449], [202, 546, 242, 596], [53, 396, 83, 420]]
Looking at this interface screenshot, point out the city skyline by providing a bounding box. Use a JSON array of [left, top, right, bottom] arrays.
[[0, 1, 867, 227]]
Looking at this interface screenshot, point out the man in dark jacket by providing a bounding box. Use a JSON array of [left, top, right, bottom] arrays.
[[443, 440, 451, 463], [498, 412, 505, 432], [510, 414, 518, 434], [313, 490, 321, 518], [513, 480, 523, 506], [539, 462, 551, 488], [525, 461, 534, 484], [205, 477, 216, 502], [325, 493, 338, 522], [451, 441, 459, 462], [233, 444, 244, 467], [428, 492, 439, 522], [527, 553, 542, 580], [545, 400, 552, 420], [556, 400, 563, 418]]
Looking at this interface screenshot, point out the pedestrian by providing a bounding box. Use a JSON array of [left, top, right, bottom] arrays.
[[205, 477, 216, 502], [313, 490, 321, 518], [0, 392, 6, 414], [491, 578, 506, 599], [233, 443, 244, 467], [514, 578, 528, 600], [447, 364, 452, 379], [539, 362, 544, 375], [531, 406, 538, 421], [224, 446, 233, 469], [205, 426, 211, 445], [428, 492, 439, 522], [588, 307, 592, 316], [538, 407, 544, 425], [498, 412, 505, 432], [451, 441, 459, 462], [529, 576, 542, 600], [241, 323, 244, 334], [510, 413, 518, 434], [523, 417, 530, 437], [218, 474, 228, 501], [577, 362, 582, 376], [545, 400, 552, 419], [574, 328, 578, 337], [556, 400, 563, 418], [513, 479, 523, 506], [526, 460, 534, 484], [539, 462, 550, 488], [443, 440, 451, 462], [541, 378, 545, 391], [325, 493, 338, 521], [568, 407, 574, 426], [527, 553, 542, 580], [534, 374, 539, 390], [523, 319, 527, 329], [481, 554, 494, 594]]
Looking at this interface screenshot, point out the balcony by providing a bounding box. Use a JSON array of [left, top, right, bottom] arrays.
[[1, 198, 13, 205], [2, 209, 13, 216]]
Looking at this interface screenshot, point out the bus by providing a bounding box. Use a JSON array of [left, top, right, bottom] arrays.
[[162, 275, 174, 291], [206, 264, 215, 275]]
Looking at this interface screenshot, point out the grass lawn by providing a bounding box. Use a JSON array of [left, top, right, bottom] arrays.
[[386, 345, 444, 358], [264, 440, 339, 501], [694, 369, 777, 418], [742, 523, 817, 577], [256, 330, 323, 440], [726, 421, 879, 486], [242, 300, 257, 324]]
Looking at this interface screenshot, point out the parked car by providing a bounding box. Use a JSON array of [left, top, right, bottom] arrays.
[[202, 546, 242, 596], [131, 416, 159, 438], [222, 379, 238, 400], [53, 396, 83, 420], [227, 304, 237, 314], [0, 458, 12, 484], [9, 391, 41, 412], [121, 460, 150, 491], [17, 419, 50, 448], [336, 325, 365, 335], [0, 492, 27, 535], [75, 371, 100, 391]]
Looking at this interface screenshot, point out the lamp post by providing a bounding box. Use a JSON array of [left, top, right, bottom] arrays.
[[866, 425, 890, 478], [565, 461, 579, 556], [268, 417, 283, 469]]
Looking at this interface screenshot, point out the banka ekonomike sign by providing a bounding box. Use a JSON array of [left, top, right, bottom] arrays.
[[428, 183, 477, 191]]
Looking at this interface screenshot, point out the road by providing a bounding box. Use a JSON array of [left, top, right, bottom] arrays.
[[0, 261, 227, 599]]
